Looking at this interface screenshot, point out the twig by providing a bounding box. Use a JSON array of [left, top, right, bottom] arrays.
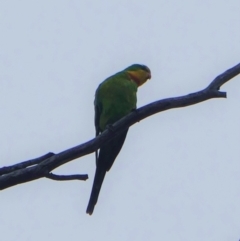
[[0, 153, 55, 176], [45, 173, 88, 181]]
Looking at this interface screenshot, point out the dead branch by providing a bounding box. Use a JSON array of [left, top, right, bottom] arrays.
[[0, 153, 55, 176], [45, 173, 88, 181]]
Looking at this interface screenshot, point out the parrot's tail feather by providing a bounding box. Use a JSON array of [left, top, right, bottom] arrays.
[[86, 129, 129, 215], [86, 167, 106, 215]]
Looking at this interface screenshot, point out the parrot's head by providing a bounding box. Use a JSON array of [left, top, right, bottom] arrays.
[[125, 64, 151, 87]]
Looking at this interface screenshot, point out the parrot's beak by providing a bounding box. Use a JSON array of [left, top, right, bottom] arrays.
[[148, 72, 151, 79]]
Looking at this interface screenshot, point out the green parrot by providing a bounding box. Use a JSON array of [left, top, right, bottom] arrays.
[[86, 64, 151, 215]]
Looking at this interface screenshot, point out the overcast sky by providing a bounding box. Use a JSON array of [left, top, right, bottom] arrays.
[[1, 1, 240, 241]]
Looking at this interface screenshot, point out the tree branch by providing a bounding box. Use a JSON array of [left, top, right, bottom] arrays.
[[0, 62, 239, 190], [0, 153, 55, 176], [45, 173, 88, 181]]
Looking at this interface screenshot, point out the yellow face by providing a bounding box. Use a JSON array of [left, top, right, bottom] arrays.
[[127, 69, 151, 86]]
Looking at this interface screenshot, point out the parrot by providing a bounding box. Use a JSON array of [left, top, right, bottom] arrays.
[[86, 64, 151, 215]]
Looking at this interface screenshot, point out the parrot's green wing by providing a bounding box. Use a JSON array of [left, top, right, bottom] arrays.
[[94, 89, 102, 164], [94, 96, 101, 137]]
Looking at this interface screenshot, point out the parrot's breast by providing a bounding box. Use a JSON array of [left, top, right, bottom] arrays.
[[96, 74, 138, 131]]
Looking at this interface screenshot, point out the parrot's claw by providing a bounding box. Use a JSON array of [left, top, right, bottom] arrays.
[[131, 108, 140, 121], [106, 124, 115, 132], [131, 108, 138, 114]]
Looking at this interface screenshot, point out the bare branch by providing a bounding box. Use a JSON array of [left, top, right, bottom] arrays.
[[45, 173, 88, 181], [0, 153, 55, 176], [0, 62, 239, 190], [207, 62, 240, 90]]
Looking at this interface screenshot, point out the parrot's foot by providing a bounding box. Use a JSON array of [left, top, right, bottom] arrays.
[[106, 124, 115, 132], [131, 108, 140, 122]]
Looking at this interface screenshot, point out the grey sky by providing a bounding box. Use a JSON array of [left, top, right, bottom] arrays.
[[1, 1, 240, 240]]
